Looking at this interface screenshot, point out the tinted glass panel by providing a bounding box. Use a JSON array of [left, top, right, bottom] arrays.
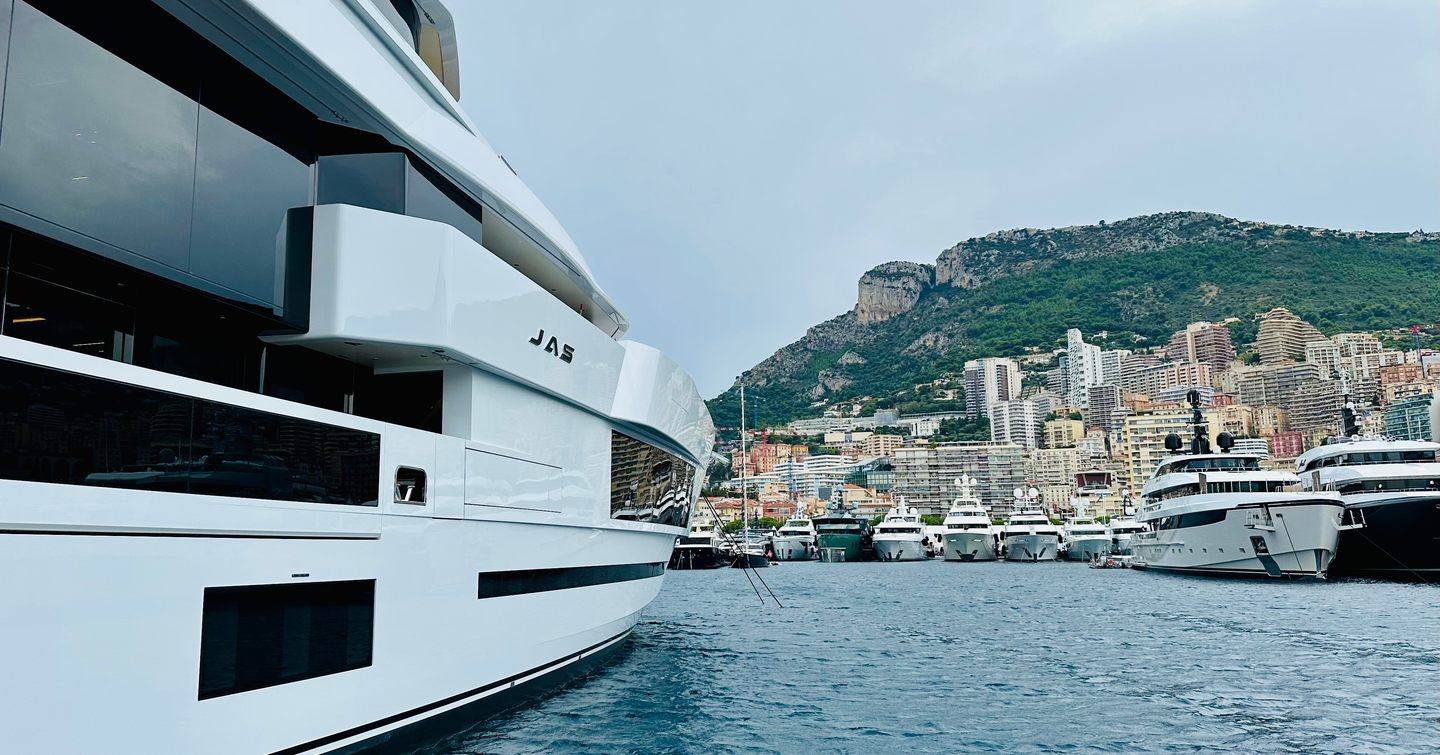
[[199, 579, 374, 699], [609, 432, 695, 527], [353, 371, 442, 433], [316, 153, 407, 214], [190, 108, 311, 302], [3, 272, 134, 361], [0, 357, 379, 504], [406, 162, 483, 245], [0, 1, 198, 268]]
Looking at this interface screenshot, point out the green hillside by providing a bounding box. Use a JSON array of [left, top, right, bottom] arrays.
[[708, 213, 1440, 429]]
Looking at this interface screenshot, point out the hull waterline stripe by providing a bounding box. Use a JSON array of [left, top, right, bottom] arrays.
[[477, 561, 666, 599], [271, 628, 633, 755], [0, 528, 377, 540]]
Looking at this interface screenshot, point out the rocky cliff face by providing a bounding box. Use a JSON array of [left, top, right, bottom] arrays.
[[935, 211, 1250, 288], [855, 261, 934, 323]]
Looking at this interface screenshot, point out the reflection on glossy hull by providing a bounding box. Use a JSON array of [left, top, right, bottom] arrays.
[[1004, 534, 1059, 562], [1064, 538, 1110, 562], [1331, 494, 1440, 579], [771, 538, 814, 561], [1132, 502, 1342, 579], [668, 546, 727, 570], [943, 531, 998, 561], [816, 533, 865, 562], [874, 538, 926, 561]]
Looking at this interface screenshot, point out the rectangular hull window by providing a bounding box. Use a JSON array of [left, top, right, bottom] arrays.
[[609, 432, 695, 527], [0, 357, 380, 505], [199, 579, 375, 700]]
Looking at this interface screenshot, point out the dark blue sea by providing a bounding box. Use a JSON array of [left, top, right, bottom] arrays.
[[443, 562, 1440, 753]]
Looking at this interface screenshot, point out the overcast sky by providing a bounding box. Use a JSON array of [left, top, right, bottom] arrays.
[[454, 1, 1440, 397]]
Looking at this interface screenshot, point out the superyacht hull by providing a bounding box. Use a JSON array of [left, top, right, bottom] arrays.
[[1111, 534, 1141, 555], [1132, 500, 1344, 579], [816, 533, 866, 562], [1064, 537, 1111, 561], [668, 545, 728, 570], [1004, 534, 1059, 562], [1330, 492, 1440, 579], [771, 537, 814, 561], [873, 537, 927, 561], [943, 531, 998, 561]]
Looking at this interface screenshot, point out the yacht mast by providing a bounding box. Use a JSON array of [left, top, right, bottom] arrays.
[[739, 380, 748, 536]]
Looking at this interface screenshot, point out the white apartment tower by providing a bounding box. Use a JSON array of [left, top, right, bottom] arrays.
[[1065, 329, 1103, 407], [964, 357, 1023, 418]]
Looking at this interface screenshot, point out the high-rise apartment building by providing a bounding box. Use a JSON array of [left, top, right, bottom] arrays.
[[1120, 410, 1221, 488], [1065, 329, 1103, 407], [963, 357, 1022, 418], [1026, 446, 1087, 509], [1135, 362, 1213, 397], [1286, 380, 1342, 435], [1120, 352, 1163, 392], [1084, 384, 1126, 433], [893, 442, 1025, 516], [1256, 307, 1325, 364], [1099, 349, 1131, 387], [1384, 393, 1434, 441], [1232, 362, 1323, 408], [1165, 321, 1236, 371], [989, 399, 1043, 450]]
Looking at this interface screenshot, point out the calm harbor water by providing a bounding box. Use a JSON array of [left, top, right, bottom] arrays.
[[442, 562, 1440, 753]]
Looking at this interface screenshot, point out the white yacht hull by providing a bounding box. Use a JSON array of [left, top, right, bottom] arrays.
[[874, 537, 927, 561], [771, 536, 814, 561], [943, 531, 998, 561], [1132, 500, 1344, 578], [1111, 532, 1141, 555], [1004, 534, 1060, 561], [1064, 536, 1111, 561]]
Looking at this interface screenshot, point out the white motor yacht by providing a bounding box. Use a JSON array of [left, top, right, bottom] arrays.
[[1108, 514, 1148, 555], [1062, 516, 1113, 561], [772, 515, 818, 561], [941, 474, 999, 561], [873, 500, 928, 561], [1132, 392, 1348, 579], [1003, 509, 1063, 561]]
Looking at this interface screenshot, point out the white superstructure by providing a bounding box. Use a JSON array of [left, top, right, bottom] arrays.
[[1131, 452, 1345, 578], [873, 500, 928, 561], [0, 1, 713, 752], [1062, 517, 1113, 561], [772, 516, 818, 561], [941, 474, 999, 561]]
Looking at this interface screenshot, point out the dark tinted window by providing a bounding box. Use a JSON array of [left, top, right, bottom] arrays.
[[0, 1, 198, 268], [0, 357, 379, 504], [199, 579, 374, 699], [353, 370, 442, 434], [317, 153, 407, 214], [190, 108, 312, 302], [609, 432, 695, 527], [2, 272, 134, 361]]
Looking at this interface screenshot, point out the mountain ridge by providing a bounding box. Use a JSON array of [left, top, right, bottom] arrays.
[[709, 211, 1440, 428]]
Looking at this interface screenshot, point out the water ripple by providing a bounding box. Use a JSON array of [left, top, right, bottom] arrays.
[[440, 562, 1440, 754]]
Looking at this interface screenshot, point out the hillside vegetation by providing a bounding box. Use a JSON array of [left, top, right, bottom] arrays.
[[709, 212, 1439, 428]]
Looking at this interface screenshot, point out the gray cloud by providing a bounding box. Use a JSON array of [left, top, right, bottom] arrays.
[[455, 0, 1440, 397]]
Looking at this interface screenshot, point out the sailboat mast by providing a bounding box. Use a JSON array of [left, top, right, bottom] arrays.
[[740, 380, 748, 534]]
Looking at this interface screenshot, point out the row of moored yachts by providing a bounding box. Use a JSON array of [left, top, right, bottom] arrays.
[[674, 392, 1440, 580]]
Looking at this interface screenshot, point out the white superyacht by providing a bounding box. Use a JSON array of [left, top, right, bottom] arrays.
[[1062, 516, 1113, 561], [1295, 397, 1440, 578], [1003, 488, 1062, 561], [873, 500, 928, 561], [0, 1, 713, 752], [941, 474, 999, 561], [772, 511, 818, 561], [1131, 392, 1347, 578]]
